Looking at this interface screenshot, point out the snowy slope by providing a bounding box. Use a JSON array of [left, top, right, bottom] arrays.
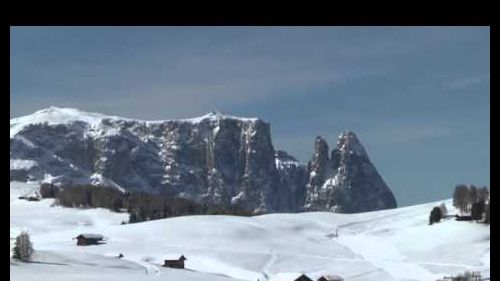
[[10, 181, 489, 281], [10, 250, 244, 281]]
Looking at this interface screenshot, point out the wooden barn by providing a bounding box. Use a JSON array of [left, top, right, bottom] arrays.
[[269, 273, 314, 281], [317, 275, 344, 281], [74, 233, 105, 246], [163, 255, 187, 269]]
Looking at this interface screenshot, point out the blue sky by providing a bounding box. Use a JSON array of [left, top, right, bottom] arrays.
[[10, 27, 490, 206]]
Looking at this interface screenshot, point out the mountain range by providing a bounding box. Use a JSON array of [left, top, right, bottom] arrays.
[[10, 107, 397, 213]]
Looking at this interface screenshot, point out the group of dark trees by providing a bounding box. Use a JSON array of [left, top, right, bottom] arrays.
[[125, 191, 254, 223], [453, 184, 489, 213], [430, 185, 490, 225], [437, 270, 483, 281], [127, 194, 255, 223], [453, 184, 489, 224], [42, 183, 126, 212], [41, 183, 254, 223]]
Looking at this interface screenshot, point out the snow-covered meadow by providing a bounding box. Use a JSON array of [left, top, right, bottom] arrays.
[[10, 181, 489, 281]]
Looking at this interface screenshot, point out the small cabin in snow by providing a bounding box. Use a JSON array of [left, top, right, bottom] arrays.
[[269, 273, 314, 281], [163, 255, 187, 269], [317, 275, 344, 281], [74, 234, 105, 246]]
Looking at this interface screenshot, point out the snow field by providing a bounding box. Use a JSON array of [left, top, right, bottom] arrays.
[[10, 181, 489, 281]]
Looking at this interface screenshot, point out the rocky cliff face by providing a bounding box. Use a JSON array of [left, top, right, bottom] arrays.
[[10, 108, 279, 213], [10, 107, 397, 213], [274, 150, 308, 212], [304, 131, 397, 213]]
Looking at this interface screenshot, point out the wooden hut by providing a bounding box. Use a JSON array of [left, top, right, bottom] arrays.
[[163, 255, 187, 269], [270, 273, 314, 281], [317, 275, 344, 281], [74, 233, 105, 246]]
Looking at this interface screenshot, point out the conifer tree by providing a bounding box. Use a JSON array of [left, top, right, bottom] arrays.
[[429, 206, 442, 225], [12, 231, 34, 262]]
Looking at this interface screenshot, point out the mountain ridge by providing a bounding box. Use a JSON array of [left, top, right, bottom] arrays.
[[10, 106, 397, 213]]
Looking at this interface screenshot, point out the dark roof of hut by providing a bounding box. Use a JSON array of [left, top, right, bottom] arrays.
[[77, 233, 104, 239]]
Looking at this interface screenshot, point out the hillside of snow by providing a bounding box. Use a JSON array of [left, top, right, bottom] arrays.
[[10, 181, 489, 281]]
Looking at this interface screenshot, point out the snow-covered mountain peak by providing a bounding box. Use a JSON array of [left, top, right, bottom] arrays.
[[337, 130, 367, 157], [10, 107, 263, 139], [304, 130, 396, 213], [11, 106, 126, 126], [207, 110, 224, 117], [10, 107, 118, 138], [337, 130, 358, 145], [185, 111, 259, 124]]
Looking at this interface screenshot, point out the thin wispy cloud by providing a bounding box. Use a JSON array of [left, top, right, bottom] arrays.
[[444, 74, 490, 91], [364, 124, 453, 144], [11, 42, 391, 119]]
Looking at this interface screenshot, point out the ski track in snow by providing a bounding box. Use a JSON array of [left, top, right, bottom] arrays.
[[260, 250, 278, 280], [336, 234, 438, 281], [343, 268, 384, 280], [124, 257, 160, 276], [187, 257, 261, 280]]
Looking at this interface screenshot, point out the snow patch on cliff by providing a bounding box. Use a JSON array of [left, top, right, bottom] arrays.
[[11, 159, 38, 170]]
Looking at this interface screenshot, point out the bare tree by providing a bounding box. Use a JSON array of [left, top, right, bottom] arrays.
[[469, 185, 478, 203], [439, 202, 448, 217], [477, 186, 489, 203], [453, 185, 470, 213], [471, 200, 485, 221], [12, 231, 34, 262]]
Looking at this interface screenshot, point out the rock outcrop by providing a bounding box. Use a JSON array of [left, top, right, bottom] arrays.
[[10, 107, 397, 213], [274, 150, 308, 212], [304, 131, 397, 213]]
